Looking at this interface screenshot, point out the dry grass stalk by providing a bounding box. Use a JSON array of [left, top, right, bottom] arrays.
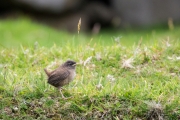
[[78, 18, 81, 34]]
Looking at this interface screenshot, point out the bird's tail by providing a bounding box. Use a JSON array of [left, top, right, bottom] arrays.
[[44, 68, 51, 77]]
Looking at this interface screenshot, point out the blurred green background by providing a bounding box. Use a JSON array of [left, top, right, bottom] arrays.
[[0, 18, 180, 48]]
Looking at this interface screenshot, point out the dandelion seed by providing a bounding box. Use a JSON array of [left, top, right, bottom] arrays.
[[165, 37, 171, 47], [144, 46, 148, 52], [38, 102, 43, 105], [96, 77, 103, 90], [24, 49, 29, 55], [176, 56, 180, 60], [167, 56, 180, 61], [122, 58, 134, 69], [107, 74, 115, 82], [78, 18, 81, 34], [166, 41, 171, 47], [95, 53, 102, 61], [167, 56, 173, 60], [96, 84, 103, 90], [114, 36, 122, 44], [170, 73, 176, 76], [13, 106, 18, 111], [162, 37, 171, 47], [83, 56, 92, 66], [14, 73, 17, 77]]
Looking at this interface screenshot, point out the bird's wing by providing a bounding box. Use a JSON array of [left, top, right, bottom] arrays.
[[48, 68, 70, 86]]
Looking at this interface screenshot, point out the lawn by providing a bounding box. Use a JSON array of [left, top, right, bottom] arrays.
[[0, 18, 180, 119]]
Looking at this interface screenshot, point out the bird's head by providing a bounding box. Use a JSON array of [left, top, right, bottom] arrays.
[[63, 60, 77, 69]]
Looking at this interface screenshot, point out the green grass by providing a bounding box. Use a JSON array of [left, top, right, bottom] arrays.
[[0, 19, 180, 119]]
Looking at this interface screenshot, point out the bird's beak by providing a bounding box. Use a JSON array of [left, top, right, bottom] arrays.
[[72, 63, 79, 66]]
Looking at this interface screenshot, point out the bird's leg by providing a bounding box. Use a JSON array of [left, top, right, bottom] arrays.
[[58, 87, 65, 99], [58, 87, 73, 99]]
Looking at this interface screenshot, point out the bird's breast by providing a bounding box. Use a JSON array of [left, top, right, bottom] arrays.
[[68, 69, 76, 82]]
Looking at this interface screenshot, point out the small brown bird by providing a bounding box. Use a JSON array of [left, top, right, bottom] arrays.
[[44, 60, 77, 98]]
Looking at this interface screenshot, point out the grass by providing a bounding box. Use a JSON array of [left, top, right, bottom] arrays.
[[0, 18, 180, 119]]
